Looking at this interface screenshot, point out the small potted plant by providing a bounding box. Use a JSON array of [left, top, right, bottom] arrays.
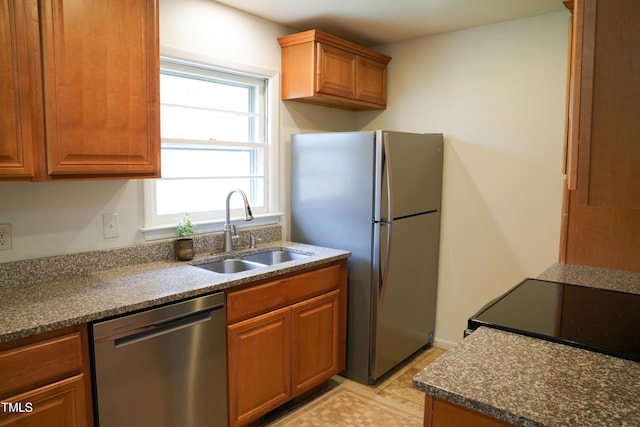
[[175, 213, 195, 261]]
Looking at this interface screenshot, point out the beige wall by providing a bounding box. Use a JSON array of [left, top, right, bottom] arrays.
[[358, 11, 570, 346]]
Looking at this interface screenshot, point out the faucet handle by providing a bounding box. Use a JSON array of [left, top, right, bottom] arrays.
[[250, 236, 262, 248]]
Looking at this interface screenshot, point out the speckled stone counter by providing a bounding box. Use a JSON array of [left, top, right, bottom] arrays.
[[414, 326, 640, 426], [538, 263, 640, 295], [0, 240, 349, 343], [413, 264, 640, 426]]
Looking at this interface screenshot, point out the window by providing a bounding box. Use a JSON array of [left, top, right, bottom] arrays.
[[143, 56, 279, 237]]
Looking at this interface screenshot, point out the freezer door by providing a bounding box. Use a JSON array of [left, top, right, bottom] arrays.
[[291, 131, 375, 252], [376, 132, 443, 221], [371, 212, 440, 381]]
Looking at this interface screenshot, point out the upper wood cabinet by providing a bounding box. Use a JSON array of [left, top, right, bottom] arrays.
[[0, 0, 160, 182], [560, 0, 640, 271], [0, 0, 40, 180], [278, 30, 391, 110]]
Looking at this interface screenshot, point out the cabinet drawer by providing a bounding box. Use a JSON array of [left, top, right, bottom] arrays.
[[0, 374, 87, 427], [226, 263, 342, 323], [0, 331, 83, 397]]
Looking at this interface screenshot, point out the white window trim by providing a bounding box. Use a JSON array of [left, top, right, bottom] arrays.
[[140, 47, 283, 241]]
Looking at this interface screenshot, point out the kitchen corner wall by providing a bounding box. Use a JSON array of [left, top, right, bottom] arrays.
[[0, 0, 355, 264], [358, 11, 570, 346]]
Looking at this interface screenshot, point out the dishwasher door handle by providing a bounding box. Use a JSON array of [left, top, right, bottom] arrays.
[[114, 310, 214, 349]]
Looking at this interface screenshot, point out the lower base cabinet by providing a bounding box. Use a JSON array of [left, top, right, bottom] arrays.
[[291, 290, 341, 396], [228, 307, 292, 424], [226, 261, 348, 427], [0, 325, 92, 427], [424, 395, 514, 427], [0, 375, 86, 427]]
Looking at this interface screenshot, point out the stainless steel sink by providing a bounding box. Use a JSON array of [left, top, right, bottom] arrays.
[[193, 249, 312, 274], [240, 250, 310, 265], [196, 258, 265, 274]]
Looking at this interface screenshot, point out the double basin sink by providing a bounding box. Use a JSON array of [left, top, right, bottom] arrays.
[[193, 249, 311, 274]]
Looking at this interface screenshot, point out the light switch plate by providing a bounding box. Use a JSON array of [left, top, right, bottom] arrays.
[[103, 213, 119, 239]]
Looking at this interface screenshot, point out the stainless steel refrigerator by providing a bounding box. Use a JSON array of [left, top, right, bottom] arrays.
[[290, 130, 443, 384]]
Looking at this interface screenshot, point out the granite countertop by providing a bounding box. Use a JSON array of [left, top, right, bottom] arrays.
[[414, 326, 640, 426], [537, 263, 640, 295], [413, 263, 640, 427], [0, 241, 349, 343]]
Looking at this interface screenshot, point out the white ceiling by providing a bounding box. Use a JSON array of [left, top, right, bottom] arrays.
[[214, 0, 567, 46]]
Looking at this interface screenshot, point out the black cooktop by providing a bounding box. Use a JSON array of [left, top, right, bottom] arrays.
[[467, 279, 640, 362]]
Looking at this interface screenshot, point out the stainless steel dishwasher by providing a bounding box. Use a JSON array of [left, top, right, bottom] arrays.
[[92, 293, 226, 427]]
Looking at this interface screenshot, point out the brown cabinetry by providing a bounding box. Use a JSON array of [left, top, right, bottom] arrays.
[[0, 325, 92, 426], [291, 290, 342, 396], [0, 0, 40, 180], [560, 0, 640, 271], [278, 30, 391, 110], [0, 0, 160, 182], [227, 307, 292, 425], [226, 261, 348, 426], [423, 395, 514, 427]]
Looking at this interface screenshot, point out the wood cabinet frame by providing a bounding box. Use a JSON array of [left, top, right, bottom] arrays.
[[423, 395, 514, 427], [0, 0, 160, 182], [279, 30, 390, 110], [0, 325, 93, 426], [560, 0, 640, 271], [225, 260, 348, 427], [0, 0, 42, 181]]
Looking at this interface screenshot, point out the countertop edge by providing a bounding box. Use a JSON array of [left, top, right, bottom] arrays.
[[412, 380, 544, 427]]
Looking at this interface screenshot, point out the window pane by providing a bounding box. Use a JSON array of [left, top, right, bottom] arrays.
[[155, 178, 265, 215], [161, 146, 264, 178], [161, 104, 259, 142], [160, 74, 252, 113]]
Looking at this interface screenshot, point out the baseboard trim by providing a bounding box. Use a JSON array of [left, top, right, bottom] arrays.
[[433, 337, 458, 350]]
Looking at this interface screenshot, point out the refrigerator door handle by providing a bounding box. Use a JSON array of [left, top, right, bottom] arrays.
[[382, 132, 394, 221], [377, 221, 392, 302]]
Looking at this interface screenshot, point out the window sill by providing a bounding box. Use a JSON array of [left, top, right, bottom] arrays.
[[140, 213, 284, 241]]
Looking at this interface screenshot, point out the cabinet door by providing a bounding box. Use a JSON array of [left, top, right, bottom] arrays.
[[356, 56, 387, 106], [291, 290, 342, 397], [562, 0, 640, 271], [424, 395, 513, 427], [227, 307, 291, 427], [0, 375, 87, 427], [0, 0, 40, 179], [39, 0, 159, 178], [316, 43, 357, 99]]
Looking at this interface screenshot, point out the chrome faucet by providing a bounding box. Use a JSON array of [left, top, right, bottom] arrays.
[[223, 189, 254, 252]]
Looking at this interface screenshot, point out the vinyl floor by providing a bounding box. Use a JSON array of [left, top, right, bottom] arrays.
[[260, 345, 447, 426]]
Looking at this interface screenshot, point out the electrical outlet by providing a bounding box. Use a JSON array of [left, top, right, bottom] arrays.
[[0, 224, 12, 250]]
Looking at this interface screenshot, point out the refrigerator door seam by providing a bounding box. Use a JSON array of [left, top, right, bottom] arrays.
[[382, 131, 393, 222], [392, 210, 439, 221], [371, 222, 381, 380], [379, 222, 392, 302]]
